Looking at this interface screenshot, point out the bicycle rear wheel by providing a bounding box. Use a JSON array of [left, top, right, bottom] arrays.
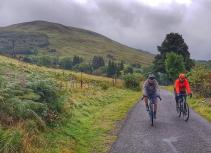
[[183, 102, 189, 121]]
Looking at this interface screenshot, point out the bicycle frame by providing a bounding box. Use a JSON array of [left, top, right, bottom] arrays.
[[178, 94, 187, 111], [179, 93, 187, 100], [178, 93, 189, 121], [142, 95, 161, 126]]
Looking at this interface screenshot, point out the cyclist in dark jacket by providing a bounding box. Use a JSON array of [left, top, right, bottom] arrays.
[[143, 74, 160, 119]]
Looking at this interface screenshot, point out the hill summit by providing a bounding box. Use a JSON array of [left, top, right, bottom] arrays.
[[0, 20, 154, 65]]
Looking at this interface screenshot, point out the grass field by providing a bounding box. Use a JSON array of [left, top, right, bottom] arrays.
[[0, 55, 141, 153]]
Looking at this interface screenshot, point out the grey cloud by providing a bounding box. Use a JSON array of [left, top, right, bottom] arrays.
[[91, 1, 188, 53], [0, 0, 94, 27], [180, 0, 211, 59], [95, 0, 138, 27], [94, 1, 186, 30], [0, 0, 210, 60]]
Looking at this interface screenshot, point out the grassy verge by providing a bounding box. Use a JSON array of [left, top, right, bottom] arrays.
[[0, 55, 140, 153], [163, 85, 211, 122], [189, 98, 211, 122], [42, 87, 140, 153]]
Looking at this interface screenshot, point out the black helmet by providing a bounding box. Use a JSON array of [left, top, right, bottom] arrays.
[[148, 74, 156, 80]]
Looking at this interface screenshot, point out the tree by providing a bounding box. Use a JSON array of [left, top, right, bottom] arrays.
[[73, 63, 93, 73], [59, 57, 72, 69], [92, 66, 107, 76], [132, 63, 141, 68], [118, 60, 124, 70], [165, 52, 185, 81], [92, 56, 105, 69], [124, 66, 133, 74], [37, 55, 55, 66], [115, 61, 125, 77], [154, 33, 194, 73], [73, 56, 83, 66], [106, 60, 117, 77]]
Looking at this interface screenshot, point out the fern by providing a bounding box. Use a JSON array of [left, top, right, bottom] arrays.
[[27, 110, 46, 131]]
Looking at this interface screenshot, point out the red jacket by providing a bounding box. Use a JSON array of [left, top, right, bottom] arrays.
[[174, 78, 191, 94]]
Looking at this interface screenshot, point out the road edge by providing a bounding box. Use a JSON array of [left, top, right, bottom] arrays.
[[108, 100, 141, 153]]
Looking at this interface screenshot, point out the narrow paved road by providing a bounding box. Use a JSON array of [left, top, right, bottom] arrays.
[[110, 90, 211, 153]]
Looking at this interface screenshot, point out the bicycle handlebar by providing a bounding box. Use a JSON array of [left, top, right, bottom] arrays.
[[177, 93, 192, 98], [141, 95, 162, 101], [178, 94, 187, 96], [158, 96, 162, 101]]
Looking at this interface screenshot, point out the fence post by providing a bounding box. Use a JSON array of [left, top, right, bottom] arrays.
[[80, 71, 83, 89]]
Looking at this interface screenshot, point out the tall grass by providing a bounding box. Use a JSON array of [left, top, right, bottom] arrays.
[[0, 128, 23, 153]]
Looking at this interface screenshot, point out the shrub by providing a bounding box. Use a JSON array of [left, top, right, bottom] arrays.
[[0, 71, 65, 126], [188, 66, 211, 97], [59, 57, 73, 69], [100, 83, 109, 90], [124, 66, 133, 74], [73, 63, 93, 73], [123, 73, 143, 90], [92, 66, 106, 76], [27, 79, 62, 112], [2, 98, 48, 119]]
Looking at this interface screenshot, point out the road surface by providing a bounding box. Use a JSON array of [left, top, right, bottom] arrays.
[[110, 90, 211, 153]]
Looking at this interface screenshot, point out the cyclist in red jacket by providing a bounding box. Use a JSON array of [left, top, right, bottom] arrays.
[[174, 73, 192, 109]]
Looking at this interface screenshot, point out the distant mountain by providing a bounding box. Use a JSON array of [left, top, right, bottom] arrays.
[[196, 60, 211, 69], [0, 20, 154, 66]]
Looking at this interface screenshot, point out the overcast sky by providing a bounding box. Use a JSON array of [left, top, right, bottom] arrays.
[[0, 0, 210, 60]]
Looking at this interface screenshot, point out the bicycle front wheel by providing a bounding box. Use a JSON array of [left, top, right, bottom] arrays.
[[178, 101, 182, 118], [149, 104, 154, 126], [151, 111, 154, 126], [183, 102, 189, 121]]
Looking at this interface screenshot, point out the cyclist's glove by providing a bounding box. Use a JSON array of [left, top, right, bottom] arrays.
[[157, 96, 162, 100]]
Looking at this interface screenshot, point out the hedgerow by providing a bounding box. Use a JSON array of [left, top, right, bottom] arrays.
[[188, 66, 211, 97]]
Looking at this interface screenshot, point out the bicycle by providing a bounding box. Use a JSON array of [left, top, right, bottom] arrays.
[[142, 95, 162, 126], [177, 94, 190, 121]]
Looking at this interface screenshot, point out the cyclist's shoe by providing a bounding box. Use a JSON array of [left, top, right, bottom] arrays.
[[154, 111, 157, 119]]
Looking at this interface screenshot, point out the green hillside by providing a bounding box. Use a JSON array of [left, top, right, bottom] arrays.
[[0, 21, 154, 66]]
